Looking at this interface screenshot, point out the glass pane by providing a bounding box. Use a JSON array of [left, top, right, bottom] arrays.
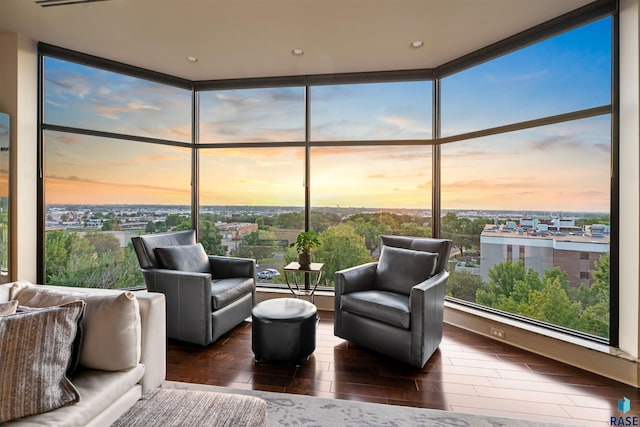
[[441, 116, 611, 339], [199, 87, 305, 143], [0, 113, 8, 283], [441, 18, 611, 137], [310, 146, 432, 286], [44, 57, 192, 143], [310, 81, 432, 141], [44, 131, 192, 289], [199, 147, 304, 284]]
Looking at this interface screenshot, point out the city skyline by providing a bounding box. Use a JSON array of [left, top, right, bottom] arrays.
[[43, 18, 611, 213]]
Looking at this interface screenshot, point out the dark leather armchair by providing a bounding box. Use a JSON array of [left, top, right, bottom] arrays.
[[131, 230, 255, 346], [334, 235, 452, 368]]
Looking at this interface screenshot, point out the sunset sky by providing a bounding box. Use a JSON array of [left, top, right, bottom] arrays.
[[43, 17, 611, 213]]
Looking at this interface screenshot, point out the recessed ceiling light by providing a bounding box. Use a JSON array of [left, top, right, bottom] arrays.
[[410, 40, 424, 48], [186, 56, 199, 62], [291, 48, 304, 56]]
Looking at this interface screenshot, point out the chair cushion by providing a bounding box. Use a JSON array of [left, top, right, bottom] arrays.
[[374, 245, 438, 295], [132, 230, 197, 269], [341, 290, 411, 329], [212, 277, 254, 310], [155, 243, 210, 273]]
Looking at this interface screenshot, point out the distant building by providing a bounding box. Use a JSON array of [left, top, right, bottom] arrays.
[[217, 222, 258, 240], [480, 223, 609, 287]]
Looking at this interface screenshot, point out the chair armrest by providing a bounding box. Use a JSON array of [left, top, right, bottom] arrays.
[[209, 256, 256, 279], [411, 270, 449, 295], [334, 262, 378, 296], [409, 270, 449, 366], [141, 268, 214, 346], [334, 262, 378, 338]]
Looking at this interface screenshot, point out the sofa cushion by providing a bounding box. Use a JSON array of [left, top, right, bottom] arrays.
[[374, 246, 438, 295], [0, 299, 17, 316], [211, 277, 254, 310], [15, 286, 141, 371], [341, 290, 411, 329], [4, 365, 146, 426], [0, 301, 85, 423], [154, 243, 211, 273]]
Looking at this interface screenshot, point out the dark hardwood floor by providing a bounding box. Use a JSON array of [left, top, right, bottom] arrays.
[[166, 311, 639, 426]]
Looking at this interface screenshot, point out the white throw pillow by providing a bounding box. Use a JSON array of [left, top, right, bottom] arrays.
[[15, 285, 141, 371]]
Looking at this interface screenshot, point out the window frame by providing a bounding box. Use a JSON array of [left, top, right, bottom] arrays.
[[36, 0, 618, 345]]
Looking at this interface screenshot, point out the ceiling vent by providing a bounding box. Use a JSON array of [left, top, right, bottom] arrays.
[[35, 0, 111, 7]]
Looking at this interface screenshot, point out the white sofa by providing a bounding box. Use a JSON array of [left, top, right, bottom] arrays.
[[0, 281, 166, 426]]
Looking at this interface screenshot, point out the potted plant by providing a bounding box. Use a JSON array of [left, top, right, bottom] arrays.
[[291, 230, 320, 268]]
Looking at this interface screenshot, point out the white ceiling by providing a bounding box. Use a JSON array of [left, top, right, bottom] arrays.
[[0, 0, 594, 81]]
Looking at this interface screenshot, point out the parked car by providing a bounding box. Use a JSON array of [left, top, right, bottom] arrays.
[[257, 268, 281, 280]]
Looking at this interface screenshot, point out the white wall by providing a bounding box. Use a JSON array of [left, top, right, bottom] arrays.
[[618, 0, 640, 361], [0, 32, 38, 283]]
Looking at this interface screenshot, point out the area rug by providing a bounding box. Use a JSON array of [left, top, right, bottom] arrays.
[[161, 381, 578, 427], [112, 388, 267, 427]]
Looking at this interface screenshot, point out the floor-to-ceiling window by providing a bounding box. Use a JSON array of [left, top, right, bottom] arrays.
[[306, 80, 433, 284], [195, 81, 433, 287], [197, 87, 306, 283], [439, 17, 613, 340], [41, 54, 192, 289], [38, 4, 615, 343]]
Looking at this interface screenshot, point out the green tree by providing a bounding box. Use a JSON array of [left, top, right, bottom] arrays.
[[577, 252, 610, 338], [477, 260, 606, 336], [575, 215, 610, 227], [446, 270, 483, 301], [45, 230, 70, 279], [274, 212, 304, 229], [521, 278, 582, 329], [45, 230, 143, 289], [48, 243, 143, 289], [346, 215, 392, 254], [101, 219, 122, 231], [198, 220, 225, 255], [314, 224, 372, 287], [233, 230, 277, 262], [482, 260, 527, 301], [173, 219, 225, 255], [310, 211, 342, 233], [84, 232, 120, 253], [145, 221, 156, 233], [165, 214, 188, 229], [396, 222, 431, 237], [441, 213, 489, 258]]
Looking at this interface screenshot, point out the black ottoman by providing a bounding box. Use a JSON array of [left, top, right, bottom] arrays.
[[251, 298, 317, 363]]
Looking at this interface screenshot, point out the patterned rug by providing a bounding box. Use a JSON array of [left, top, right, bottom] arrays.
[[113, 388, 267, 427], [163, 381, 579, 427]]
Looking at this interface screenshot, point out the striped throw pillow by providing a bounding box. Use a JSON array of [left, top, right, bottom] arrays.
[[0, 301, 85, 423]]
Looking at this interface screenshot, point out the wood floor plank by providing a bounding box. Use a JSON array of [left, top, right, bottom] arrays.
[[165, 310, 639, 425]]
